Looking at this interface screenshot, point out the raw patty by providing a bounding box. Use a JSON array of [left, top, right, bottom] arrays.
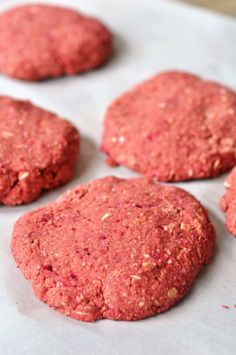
[[0, 96, 80, 205], [220, 167, 236, 237], [0, 4, 112, 81], [101, 71, 236, 182], [12, 176, 215, 322]]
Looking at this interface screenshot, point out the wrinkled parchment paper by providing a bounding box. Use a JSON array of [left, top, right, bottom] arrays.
[[0, 0, 236, 354]]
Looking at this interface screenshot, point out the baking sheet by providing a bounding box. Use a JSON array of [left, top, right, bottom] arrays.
[[0, 0, 236, 354]]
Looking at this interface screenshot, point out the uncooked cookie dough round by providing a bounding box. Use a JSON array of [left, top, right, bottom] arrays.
[[0, 96, 80, 205], [0, 4, 112, 81], [12, 176, 215, 322], [101, 71, 236, 182]]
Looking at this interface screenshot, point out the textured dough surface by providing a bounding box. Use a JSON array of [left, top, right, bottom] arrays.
[[12, 177, 215, 322], [101, 71, 236, 182], [0, 4, 112, 81], [220, 167, 236, 237], [0, 96, 80, 205]]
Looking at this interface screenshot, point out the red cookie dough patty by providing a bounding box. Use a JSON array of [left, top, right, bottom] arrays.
[[0, 96, 80, 205], [12, 177, 215, 322], [0, 4, 112, 81], [101, 71, 236, 182], [220, 167, 236, 237]]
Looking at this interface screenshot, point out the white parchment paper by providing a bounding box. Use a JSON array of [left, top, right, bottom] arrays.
[[0, 0, 236, 354]]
